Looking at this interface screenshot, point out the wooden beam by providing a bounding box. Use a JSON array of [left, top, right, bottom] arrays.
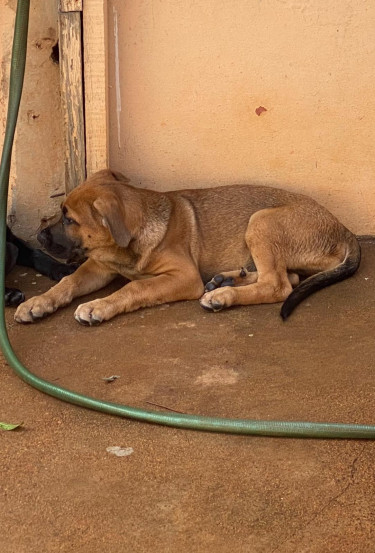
[[82, 0, 109, 176], [59, 0, 82, 12], [58, 2, 86, 192]]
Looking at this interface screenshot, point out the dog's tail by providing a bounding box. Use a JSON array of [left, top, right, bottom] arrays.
[[280, 234, 361, 320]]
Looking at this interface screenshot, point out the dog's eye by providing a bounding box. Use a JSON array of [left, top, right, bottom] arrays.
[[63, 216, 76, 226]]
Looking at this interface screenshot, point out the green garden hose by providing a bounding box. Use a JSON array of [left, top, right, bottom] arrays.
[[1, 0, 375, 439]]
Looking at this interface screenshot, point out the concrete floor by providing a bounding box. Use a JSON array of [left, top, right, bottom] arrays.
[[1, 240, 375, 553]]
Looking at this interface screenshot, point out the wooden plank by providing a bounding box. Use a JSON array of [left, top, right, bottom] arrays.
[[59, 0, 83, 12], [58, 11, 86, 192], [83, 0, 109, 176]]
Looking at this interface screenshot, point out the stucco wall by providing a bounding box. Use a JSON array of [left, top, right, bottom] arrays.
[[107, 0, 375, 235], [1, 0, 64, 241]]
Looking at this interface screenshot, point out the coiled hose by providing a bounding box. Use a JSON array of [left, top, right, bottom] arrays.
[[1, 0, 375, 439]]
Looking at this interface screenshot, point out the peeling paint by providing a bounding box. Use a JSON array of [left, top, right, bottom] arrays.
[[1, 0, 65, 240]]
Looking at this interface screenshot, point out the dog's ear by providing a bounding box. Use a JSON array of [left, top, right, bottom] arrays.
[[93, 195, 132, 248]]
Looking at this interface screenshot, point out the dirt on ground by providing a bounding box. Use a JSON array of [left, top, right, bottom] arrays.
[[1, 240, 375, 553]]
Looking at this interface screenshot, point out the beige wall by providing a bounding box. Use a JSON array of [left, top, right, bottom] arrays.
[[1, 0, 64, 241], [108, 0, 375, 235], [1, 1, 374, 239]]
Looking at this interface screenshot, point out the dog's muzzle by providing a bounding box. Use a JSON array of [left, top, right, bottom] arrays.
[[37, 225, 83, 262]]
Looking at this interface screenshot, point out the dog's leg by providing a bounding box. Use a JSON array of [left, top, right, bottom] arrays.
[[200, 264, 293, 312], [14, 259, 116, 323], [205, 267, 299, 291], [74, 268, 204, 325], [205, 268, 258, 290], [200, 209, 297, 312]]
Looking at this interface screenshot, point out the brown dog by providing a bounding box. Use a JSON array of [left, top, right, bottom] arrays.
[[14, 169, 360, 326]]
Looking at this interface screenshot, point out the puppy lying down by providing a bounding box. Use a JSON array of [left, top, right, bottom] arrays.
[[14, 170, 360, 325]]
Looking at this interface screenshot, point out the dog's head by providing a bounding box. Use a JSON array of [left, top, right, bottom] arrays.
[[38, 169, 141, 261]]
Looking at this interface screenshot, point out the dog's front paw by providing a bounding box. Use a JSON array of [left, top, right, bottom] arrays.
[[200, 287, 236, 312], [14, 295, 56, 323], [74, 299, 111, 326], [5, 287, 25, 307]]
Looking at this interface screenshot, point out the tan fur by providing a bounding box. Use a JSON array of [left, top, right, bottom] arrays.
[[14, 169, 359, 325]]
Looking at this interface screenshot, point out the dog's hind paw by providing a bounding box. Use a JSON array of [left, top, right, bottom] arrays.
[[204, 274, 235, 292], [199, 287, 236, 312]]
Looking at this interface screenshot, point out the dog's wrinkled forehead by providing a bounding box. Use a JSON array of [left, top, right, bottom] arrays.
[[61, 169, 128, 226], [61, 200, 81, 224], [62, 185, 98, 223]]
